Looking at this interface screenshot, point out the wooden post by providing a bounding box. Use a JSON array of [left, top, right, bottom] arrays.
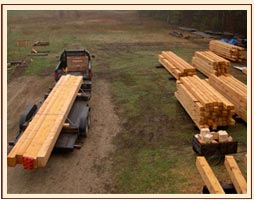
[[196, 156, 225, 194], [224, 155, 247, 194]]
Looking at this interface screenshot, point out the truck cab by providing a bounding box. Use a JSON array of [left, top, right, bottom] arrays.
[[54, 49, 93, 91]]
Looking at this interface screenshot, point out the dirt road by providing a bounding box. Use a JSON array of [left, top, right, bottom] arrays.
[[7, 77, 120, 194]]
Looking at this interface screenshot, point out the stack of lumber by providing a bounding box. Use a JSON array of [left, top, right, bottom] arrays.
[[192, 51, 230, 76], [196, 156, 247, 194], [209, 74, 247, 122], [8, 75, 82, 169], [209, 40, 244, 62], [158, 51, 196, 79], [175, 75, 235, 130]]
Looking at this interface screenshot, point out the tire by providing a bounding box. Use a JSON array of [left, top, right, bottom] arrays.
[[56, 69, 63, 81], [87, 112, 91, 128], [79, 117, 87, 137], [204, 149, 224, 166]]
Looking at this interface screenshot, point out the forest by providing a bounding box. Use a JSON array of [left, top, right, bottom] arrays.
[[138, 10, 247, 36]]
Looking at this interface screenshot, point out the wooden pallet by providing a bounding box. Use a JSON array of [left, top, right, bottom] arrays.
[[196, 156, 247, 194], [192, 51, 230, 77], [209, 74, 247, 122], [209, 40, 244, 62], [158, 51, 196, 79], [7, 75, 83, 169], [175, 75, 235, 130]]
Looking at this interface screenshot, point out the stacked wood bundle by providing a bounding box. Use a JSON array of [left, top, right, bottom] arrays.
[[175, 75, 235, 130], [8, 75, 83, 169], [158, 51, 196, 79], [192, 51, 230, 76], [209, 74, 247, 122], [209, 40, 244, 62]]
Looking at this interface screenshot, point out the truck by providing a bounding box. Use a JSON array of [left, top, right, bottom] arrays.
[[54, 49, 93, 92], [9, 49, 93, 155]]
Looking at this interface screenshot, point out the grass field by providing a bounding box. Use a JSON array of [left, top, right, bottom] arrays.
[[7, 10, 247, 194]]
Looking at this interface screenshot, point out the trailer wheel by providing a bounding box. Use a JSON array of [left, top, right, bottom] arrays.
[[87, 112, 91, 128], [204, 149, 224, 166], [79, 117, 88, 137], [56, 69, 63, 81]]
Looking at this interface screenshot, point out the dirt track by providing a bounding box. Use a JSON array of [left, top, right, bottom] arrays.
[[7, 77, 120, 194]]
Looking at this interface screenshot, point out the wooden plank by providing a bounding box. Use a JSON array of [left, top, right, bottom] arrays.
[[196, 156, 225, 194], [7, 75, 82, 168], [22, 75, 82, 168], [209, 74, 247, 122], [224, 155, 247, 194]]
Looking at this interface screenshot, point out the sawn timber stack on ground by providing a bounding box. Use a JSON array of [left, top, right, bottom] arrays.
[[158, 51, 196, 79], [8, 75, 83, 169], [209, 40, 244, 62], [192, 51, 230, 77], [209, 74, 247, 122], [175, 75, 235, 130]]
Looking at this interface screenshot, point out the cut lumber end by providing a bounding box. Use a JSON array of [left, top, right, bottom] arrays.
[[196, 156, 225, 194], [224, 155, 247, 194], [7, 155, 17, 167], [22, 156, 36, 169]]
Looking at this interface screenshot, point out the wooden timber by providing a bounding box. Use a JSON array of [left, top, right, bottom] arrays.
[[196, 156, 225, 194], [209, 74, 247, 122], [224, 155, 247, 194], [7, 75, 82, 169], [158, 51, 196, 79], [192, 51, 230, 77], [209, 40, 244, 62], [175, 75, 235, 130], [197, 156, 247, 194]]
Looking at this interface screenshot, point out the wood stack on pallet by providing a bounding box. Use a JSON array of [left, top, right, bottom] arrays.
[[175, 75, 235, 130], [8, 75, 83, 169], [192, 51, 230, 76], [158, 51, 196, 79], [196, 156, 247, 194], [195, 128, 233, 144], [209, 74, 247, 122], [209, 40, 244, 62]]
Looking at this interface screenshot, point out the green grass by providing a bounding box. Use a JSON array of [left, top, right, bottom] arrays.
[[7, 10, 247, 194]]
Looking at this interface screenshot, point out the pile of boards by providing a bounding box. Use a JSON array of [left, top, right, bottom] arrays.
[[192, 51, 230, 76], [209, 40, 244, 62], [7, 75, 82, 169], [158, 51, 196, 79], [195, 128, 233, 144], [209, 74, 247, 122], [175, 75, 235, 130]]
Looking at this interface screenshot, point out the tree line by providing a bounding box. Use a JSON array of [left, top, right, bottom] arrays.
[[138, 10, 247, 36]]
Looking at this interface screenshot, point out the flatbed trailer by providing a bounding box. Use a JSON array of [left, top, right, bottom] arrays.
[[9, 90, 91, 152]]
